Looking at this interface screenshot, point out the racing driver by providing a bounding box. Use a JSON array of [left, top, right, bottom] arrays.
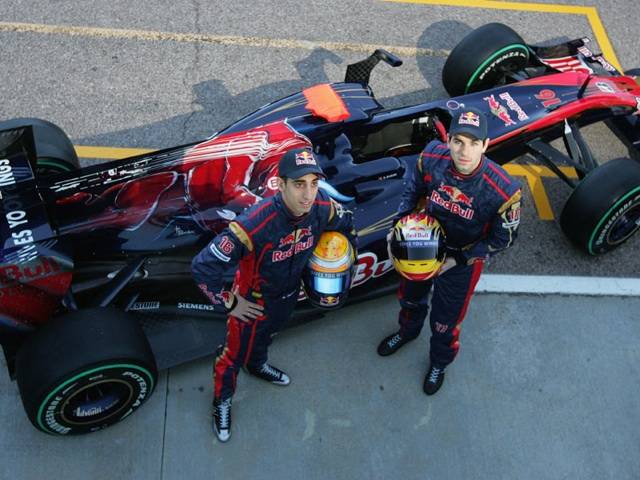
[[377, 107, 522, 395], [192, 148, 356, 442]]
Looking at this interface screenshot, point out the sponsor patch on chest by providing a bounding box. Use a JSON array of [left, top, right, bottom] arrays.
[[430, 183, 475, 220]]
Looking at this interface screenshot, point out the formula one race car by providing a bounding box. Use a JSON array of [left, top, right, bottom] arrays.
[[2, 22, 640, 435]]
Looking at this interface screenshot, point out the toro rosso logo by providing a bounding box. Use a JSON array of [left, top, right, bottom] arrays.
[[430, 183, 475, 220]]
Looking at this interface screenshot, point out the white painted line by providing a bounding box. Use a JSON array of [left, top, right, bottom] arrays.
[[477, 274, 640, 297], [0, 21, 448, 58]]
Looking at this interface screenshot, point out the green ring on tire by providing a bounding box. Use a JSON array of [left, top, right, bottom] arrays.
[[37, 159, 74, 172], [587, 186, 640, 255], [36, 363, 155, 433], [465, 44, 530, 93]]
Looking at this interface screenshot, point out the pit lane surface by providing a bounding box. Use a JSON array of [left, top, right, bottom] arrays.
[[1, 1, 640, 478], [2, 293, 640, 479]]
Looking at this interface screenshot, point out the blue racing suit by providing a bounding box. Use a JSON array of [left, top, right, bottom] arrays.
[[192, 189, 355, 400], [394, 140, 522, 367]]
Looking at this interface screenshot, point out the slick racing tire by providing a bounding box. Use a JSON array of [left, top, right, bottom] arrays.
[[0, 117, 79, 175], [560, 158, 640, 255], [442, 23, 530, 97], [15, 307, 158, 435]]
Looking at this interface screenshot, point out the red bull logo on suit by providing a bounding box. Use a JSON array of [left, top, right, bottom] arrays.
[[430, 183, 475, 220]]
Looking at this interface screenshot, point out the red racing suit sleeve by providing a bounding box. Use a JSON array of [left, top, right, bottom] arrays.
[[191, 221, 253, 313], [460, 189, 522, 264]]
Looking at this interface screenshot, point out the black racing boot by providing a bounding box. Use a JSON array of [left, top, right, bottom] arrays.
[[377, 331, 416, 356], [423, 364, 445, 395], [246, 363, 291, 385], [212, 397, 232, 442]]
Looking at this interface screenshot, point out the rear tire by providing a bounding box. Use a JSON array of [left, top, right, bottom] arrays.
[[442, 23, 530, 97], [560, 158, 640, 255], [15, 307, 158, 435], [0, 118, 79, 175]]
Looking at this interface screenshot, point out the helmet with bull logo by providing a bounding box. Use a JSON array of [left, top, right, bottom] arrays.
[[302, 231, 355, 309], [390, 212, 447, 281]]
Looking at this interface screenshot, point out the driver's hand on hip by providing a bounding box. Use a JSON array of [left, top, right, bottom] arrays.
[[229, 294, 264, 323]]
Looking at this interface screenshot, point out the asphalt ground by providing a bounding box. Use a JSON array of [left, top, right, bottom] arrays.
[[2, 292, 640, 480], [1, 1, 640, 478]]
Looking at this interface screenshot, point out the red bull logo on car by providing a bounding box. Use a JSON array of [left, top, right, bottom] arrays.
[[430, 183, 475, 220], [483, 94, 516, 126]]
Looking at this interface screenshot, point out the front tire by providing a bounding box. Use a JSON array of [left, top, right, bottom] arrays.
[[15, 308, 158, 435], [560, 158, 640, 255], [442, 23, 530, 97]]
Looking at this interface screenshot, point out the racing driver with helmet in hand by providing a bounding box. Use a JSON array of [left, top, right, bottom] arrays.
[[192, 148, 356, 442], [378, 107, 522, 395]]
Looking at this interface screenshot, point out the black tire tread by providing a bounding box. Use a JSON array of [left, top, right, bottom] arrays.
[[442, 23, 528, 97], [560, 158, 640, 254], [0, 117, 79, 173], [15, 308, 157, 430]]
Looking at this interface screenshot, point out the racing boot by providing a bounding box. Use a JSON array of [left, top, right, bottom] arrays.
[[377, 331, 416, 356], [246, 363, 291, 386], [423, 364, 445, 396], [212, 397, 232, 442]]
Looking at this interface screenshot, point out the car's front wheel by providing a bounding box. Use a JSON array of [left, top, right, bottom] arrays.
[[442, 23, 530, 97], [560, 158, 640, 255], [15, 307, 158, 435]]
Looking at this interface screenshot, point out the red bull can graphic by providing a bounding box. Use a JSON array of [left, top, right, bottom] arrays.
[[483, 94, 516, 127]]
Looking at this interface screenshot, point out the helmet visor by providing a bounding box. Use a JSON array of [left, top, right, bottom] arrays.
[[392, 240, 442, 261], [308, 271, 351, 295]]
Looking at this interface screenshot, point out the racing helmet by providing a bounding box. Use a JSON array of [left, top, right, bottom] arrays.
[[302, 231, 356, 309], [390, 212, 446, 281]]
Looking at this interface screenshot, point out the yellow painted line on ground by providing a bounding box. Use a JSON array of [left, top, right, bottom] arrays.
[[0, 21, 447, 58], [383, 0, 623, 72], [505, 164, 577, 220], [75, 145, 153, 159], [76, 145, 574, 221]]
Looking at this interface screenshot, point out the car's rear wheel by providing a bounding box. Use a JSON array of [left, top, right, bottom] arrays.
[[442, 23, 530, 97], [15, 307, 158, 435], [0, 117, 79, 175], [560, 158, 640, 255]]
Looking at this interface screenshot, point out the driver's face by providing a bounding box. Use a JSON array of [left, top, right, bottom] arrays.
[[448, 133, 489, 174], [278, 174, 320, 216]]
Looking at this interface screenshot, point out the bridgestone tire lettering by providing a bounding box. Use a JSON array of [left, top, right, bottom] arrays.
[[560, 158, 640, 255], [16, 307, 158, 435], [442, 23, 529, 97]]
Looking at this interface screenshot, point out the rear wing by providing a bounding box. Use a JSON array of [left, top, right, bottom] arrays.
[[1, 127, 72, 331], [0, 126, 37, 196]]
